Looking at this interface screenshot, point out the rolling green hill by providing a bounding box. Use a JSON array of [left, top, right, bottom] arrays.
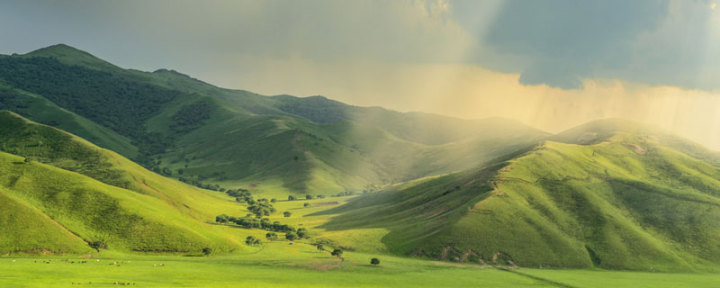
[[4, 44, 719, 274], [0, 111, 257, 254], [319, 120, 720, 271], [0, 44, 547, 195]]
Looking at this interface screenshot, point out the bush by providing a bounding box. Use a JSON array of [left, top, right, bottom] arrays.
[[371, 258, 380, 265], [304, 202, 310, 207], [283, 211, 292, 217], [202, 247, 212, 256], [288, 195, 296, 201], [285, 232, 298, 241], [306, 195, 313, 200]]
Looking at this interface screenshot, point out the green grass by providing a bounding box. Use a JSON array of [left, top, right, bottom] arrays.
[[0, 186, 90, 254], [2, 246, 720, 287]]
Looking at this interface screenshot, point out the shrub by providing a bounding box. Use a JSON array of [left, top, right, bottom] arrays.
[[371, 258, 380, 265], [202, 247, 213, 256]]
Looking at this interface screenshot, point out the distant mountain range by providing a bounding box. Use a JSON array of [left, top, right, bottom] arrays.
[[0, 44, 547, 195]]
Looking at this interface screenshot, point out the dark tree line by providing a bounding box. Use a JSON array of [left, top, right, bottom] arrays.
[[215, 214, 304, 235]]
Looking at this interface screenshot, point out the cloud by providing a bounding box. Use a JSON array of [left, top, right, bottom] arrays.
[[237, 57, 720, 150], [467, 0, 720, 90]]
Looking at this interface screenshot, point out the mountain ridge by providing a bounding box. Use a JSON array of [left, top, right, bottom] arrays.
[[0, 44, 548, 195]]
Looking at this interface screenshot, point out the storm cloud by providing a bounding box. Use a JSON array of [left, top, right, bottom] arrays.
[[470, 0, 719, 90]]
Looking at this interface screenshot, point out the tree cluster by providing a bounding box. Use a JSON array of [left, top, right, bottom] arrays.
[[226, 189, 252, 203], [247, 198, 276, 217], [215, 215, 301, 235]]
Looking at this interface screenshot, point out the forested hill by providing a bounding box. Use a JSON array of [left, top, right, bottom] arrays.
[[0, 44, 547, 195]]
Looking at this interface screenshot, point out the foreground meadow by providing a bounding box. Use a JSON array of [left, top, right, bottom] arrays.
[[2, 241, 720, 288]]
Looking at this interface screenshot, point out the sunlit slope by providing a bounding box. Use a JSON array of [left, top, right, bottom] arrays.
[[322, 122, 720, 271], [0, 111, 243, 218], [0, 185, 90, 254], [0, 44, 547, 195], [0, 111, 254, 253], [0, 151, 251, 254]]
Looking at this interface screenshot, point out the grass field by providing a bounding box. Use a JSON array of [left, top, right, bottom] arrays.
[[2, 243, 720, 288]]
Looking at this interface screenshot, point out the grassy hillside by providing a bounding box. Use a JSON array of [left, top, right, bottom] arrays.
[[0, 111, 267, 254], [0, 83, 137, 157], [0, 44, 547, 195], [320, 120, 720, 271], [0, 186, 90, 254]]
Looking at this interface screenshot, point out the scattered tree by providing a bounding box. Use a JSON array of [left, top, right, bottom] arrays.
[[283, 211, 292, 218], [245, 236, 261, 246], [303, 202, 310, 208], [306, 195, 313, 200], [266, 232, 278, 241], [285, 232, 298, 241], [331, 248, 343, 258], [288, 195, 296, 201], [270, 198, 277, 203], [297, 228, 308, 239], [215, 214, 229, 223], [202, 247, 213, 256], [316, 244, 325, 251], [371, 258, 380, 265], [89, 240, 106, 252]]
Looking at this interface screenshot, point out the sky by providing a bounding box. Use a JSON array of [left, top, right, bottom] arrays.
[[1, 0, 720, 149]]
